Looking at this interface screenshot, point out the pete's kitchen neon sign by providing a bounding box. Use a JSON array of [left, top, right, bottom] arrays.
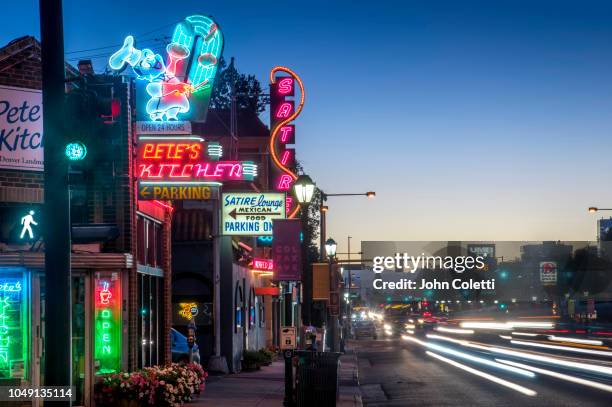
[[269, 67, 304, 218], [94, 273, 121, 375], [137, 136, 257, 182]]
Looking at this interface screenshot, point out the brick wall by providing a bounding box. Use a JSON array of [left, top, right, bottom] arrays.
[[0, 37, 44, 200]]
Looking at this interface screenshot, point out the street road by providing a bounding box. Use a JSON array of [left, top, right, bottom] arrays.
[[353, 337, 612, 406]]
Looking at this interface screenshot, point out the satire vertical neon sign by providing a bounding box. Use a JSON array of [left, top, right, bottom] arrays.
[[94, 273, 121, 374], [269, 67, 305, 219]]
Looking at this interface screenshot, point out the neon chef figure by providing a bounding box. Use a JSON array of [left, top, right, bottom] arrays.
[[108, 15, 223, 121], [20, 210, 38, 240]]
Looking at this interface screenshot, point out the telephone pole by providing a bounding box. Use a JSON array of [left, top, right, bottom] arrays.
[[40, 0, 72, 403]]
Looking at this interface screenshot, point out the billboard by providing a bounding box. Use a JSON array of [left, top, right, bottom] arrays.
[[222, 192, 285, 235], [599, 218, 612, 242], [272, 219, 301, 281], [0, 85, 43, 171], [539, 261, 557, 285]]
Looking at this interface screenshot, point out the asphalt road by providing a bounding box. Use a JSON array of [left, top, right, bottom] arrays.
[[353, 337, 612, 406]]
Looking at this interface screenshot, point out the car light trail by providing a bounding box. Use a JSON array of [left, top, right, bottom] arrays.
[[548, 336, 603, 346], [489, 346, 612, 376], [512, 332, 538, 337], [435, 326, 475, 334], [510, 339, 612, 358], [460, 322, 512, 330], [499, 335, 512, 340], [496, 359, 612, 393], [426, 351, 537, 396], [404, 335, 535, 377], [508, 321, 554, 329], [425, 334, 612, 376], [460, 321, 554, 330]]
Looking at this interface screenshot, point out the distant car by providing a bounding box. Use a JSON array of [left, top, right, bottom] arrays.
[[414, 313, 438, 333], [353, 320, 377, 339], [171, 328, 201, 364]]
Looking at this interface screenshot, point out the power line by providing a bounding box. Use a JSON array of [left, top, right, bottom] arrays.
[[65, 41, 167, 62], [64, 20, 178, 55]]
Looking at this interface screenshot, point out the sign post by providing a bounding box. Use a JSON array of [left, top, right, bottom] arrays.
[[281, 326, 297, 407]]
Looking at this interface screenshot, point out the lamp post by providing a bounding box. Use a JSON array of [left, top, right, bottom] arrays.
[[293, 175, 316, 327], [588, 207, 612, 213], [325, 238, 338, 351]]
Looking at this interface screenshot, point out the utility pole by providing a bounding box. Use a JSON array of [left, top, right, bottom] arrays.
[[40, 0, 72, 403]]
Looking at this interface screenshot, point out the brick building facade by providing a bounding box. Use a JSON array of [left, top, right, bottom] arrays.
[[0, 36, 172, 406]]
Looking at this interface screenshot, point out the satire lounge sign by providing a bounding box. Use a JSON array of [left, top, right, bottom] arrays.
[[0, 85, 43, 171]]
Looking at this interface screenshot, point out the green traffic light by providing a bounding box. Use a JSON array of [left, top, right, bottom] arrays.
[[65, 141, 87, 161]]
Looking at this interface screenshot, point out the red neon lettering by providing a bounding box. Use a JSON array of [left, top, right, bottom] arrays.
[[279, 126, 293, 143], [277, 174, 293, 190], [275, 102, 293, 119], [141, 143, 202, 160], [281, 150, 291, 165], [278, 78, 293, 94], [286, 197, 293, 214], [194, 163, 213, 177], [139, 164, 154, 178], [229, 163, 242, 178]]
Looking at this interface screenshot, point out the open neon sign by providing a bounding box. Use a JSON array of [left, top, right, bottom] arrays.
[[94, 273, 121, 375], [137, 137, 257, 182], [0, 275, 27, 379]]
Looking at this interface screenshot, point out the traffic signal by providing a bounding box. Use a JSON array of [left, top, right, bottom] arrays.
[[63, 78, 126, 167], [65, 141, 87, 161]]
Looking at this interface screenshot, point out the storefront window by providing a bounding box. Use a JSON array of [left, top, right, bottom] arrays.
[[0, 270, 29, 380], [138, 274, 162, 368], [72, 276, 86, 405], [94, 272, 121, 375]]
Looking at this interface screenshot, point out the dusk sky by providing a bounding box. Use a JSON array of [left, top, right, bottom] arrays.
[[5, 1, 612, 253]]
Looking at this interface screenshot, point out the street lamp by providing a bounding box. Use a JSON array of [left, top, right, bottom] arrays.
[[293, 174, 315, 204], [366, 191, 376, 198], [325, 238, 337, 258], [325, 237, 338, 351], [588, 207, 612, 213]]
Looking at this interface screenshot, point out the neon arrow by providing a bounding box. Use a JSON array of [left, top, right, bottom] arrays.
[[139, 186, 151, 198]]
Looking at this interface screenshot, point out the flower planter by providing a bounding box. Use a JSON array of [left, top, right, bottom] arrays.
[[119, 400, 140, 407]]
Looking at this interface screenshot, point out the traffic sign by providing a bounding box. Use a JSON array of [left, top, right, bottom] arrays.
[[222, 192, 286, 235], [280, 326, 296, 350]]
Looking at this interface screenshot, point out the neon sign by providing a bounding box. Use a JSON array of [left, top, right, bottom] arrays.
[[178, 303, 199, 320], [0, 274, 28, 379], [251, 258, 274, 272], [109, 15, 224, 122], [137, 137, 257, 183], [94, 273, 121, 375], [269, 67, 305, 218]]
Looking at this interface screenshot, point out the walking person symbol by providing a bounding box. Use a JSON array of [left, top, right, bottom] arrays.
[[20, 210, 38, 239]]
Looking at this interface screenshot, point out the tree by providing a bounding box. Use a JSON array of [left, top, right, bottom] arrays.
[[209, 56, 268, 113]]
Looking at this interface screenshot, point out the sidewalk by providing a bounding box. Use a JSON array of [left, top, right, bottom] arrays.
[[193, 352, 362, 406]]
